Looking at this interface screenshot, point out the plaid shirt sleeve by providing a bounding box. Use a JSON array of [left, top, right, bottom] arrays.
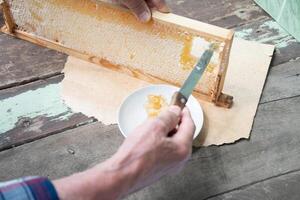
[[0, 177, 59, 200]]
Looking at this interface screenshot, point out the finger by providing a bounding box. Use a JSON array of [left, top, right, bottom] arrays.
[[173, 107, 195, 144], [147, 0, 170, 13], [120, 0, 151, 22], [155, 105, 181, 135]]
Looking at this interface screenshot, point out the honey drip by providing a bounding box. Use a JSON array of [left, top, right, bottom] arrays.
[[180, 35, 197, 71]]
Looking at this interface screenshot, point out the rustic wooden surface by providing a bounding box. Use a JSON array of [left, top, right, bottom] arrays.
[[0, 75, 94, 151], [234, 18, 300, 66], [0, 34, 67, 90], [0, 1, 300, 199], [210, 170, 300, 200]]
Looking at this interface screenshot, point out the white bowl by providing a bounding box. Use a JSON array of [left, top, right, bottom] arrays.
[[118, 84, 203, 139]]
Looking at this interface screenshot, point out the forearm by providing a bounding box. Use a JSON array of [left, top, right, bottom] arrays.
[[53, 106, 194, 200], [53, 154, 144, 200]]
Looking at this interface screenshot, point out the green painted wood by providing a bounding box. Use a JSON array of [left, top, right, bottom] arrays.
[[278, 1, 300, 42], [255, 0, 300, 42], [255, 0, 284, 19], [0, 32, 94, 151], [0, 75, 94, 151]]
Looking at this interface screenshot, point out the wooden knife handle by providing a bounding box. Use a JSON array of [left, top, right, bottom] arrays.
[[170, 92, 187, 109]]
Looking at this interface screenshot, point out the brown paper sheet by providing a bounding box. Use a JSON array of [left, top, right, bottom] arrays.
[[61, 38, 274, 146]]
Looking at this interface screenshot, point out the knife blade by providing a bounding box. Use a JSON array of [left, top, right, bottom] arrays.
[[171, 45, 214, 109]]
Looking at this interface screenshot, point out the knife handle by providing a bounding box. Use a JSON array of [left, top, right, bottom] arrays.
[[170, 92, 187, 110]]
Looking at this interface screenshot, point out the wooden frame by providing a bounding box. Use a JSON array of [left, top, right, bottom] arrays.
[[1, 0, 234, 108], [0, 0, 15, 33]]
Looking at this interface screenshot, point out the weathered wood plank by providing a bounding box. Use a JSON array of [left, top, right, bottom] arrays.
[[235, 18, 300, 66], [0, 34, 67, 89], [0, 96, 299, 199], [0, 122, 122, 180], [167, 0, 268, 28], [0, 75, 94, 151], [132, 96, 300, 200], [261, 59, 300, 103], [209, 170, 300, 200]]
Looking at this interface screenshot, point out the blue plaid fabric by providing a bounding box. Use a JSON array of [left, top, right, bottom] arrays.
[[0, 177, 59, 200]]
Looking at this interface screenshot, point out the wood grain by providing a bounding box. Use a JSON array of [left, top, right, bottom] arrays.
[[0, 96, 299, 199], [261, 60, 300, 103], [209, 170, 300, 200], [0, 75, 93, 151], [167, 0, 268, 28], [0, 122, 122, 180], [235, 18, 300, 66], [0, 34, 67, 89]]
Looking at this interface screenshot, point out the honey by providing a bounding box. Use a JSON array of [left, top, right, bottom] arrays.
[[180, 35, 197, 71], [206, 63, 216, 73], [145, 95, 167, 118], [29, 10, 43, 23]]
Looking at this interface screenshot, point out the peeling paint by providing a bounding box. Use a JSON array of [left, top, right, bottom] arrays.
[[0, 83, 74, 134], [235, 20, 297, 48], [235, 28, 254, 39], [260, 20, 297, 48]]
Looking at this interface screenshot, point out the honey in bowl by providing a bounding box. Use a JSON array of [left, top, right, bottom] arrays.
[[145, 95, 167, 118]]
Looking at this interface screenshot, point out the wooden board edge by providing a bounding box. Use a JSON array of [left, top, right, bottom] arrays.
[[97, 1, 234, 42], [152, 11, 234, 41], [213, 33, 234, 108]]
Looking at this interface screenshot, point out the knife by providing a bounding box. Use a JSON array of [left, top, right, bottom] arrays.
[[170, 45, 214, 109]]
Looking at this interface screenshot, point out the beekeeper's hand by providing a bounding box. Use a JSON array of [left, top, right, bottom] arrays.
[[114, 0, 170, 22]]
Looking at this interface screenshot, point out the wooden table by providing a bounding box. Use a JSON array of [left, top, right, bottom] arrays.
[[1, 0, 300, 199]]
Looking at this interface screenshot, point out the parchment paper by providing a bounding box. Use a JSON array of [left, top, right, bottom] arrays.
[[61, 38, 274, 146]]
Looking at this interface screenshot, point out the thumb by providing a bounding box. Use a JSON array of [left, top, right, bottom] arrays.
[[120, 0, 151, 22], [155, 105, 181, 135]]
